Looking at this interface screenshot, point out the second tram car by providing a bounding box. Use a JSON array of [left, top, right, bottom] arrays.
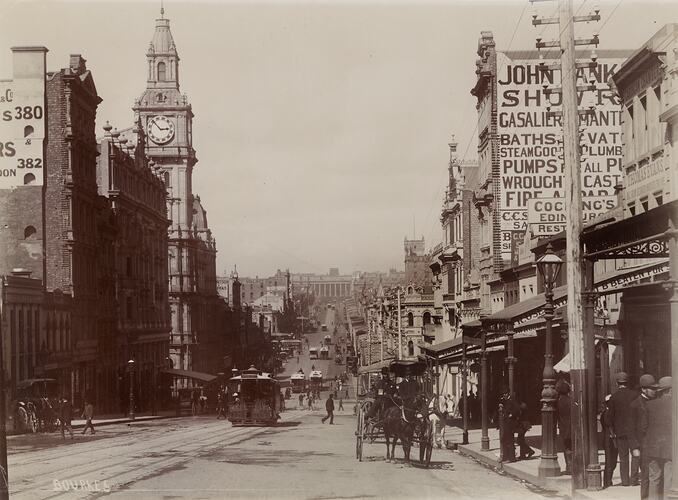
[[228, 366, 281, 426]]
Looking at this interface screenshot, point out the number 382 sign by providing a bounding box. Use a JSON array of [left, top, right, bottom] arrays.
[[0, 78, 45, 188]]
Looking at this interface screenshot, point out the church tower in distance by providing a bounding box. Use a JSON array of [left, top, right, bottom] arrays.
[[133, 12, 220, 377]]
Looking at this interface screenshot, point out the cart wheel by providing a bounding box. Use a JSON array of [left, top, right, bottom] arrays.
[[355, 408, 364, 461]]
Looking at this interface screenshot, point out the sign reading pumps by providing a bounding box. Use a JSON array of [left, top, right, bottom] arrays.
[[496, 50, 628, 260], [0, 48, 47, 189]]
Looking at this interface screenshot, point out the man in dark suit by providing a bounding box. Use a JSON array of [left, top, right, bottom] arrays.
[[556, 379, 573, 474], [640, 376, 671, 500], [600, 394, 618, 488], [397, 369, 420, 406], [630, 374, 657, 498], [608, 371, 641, 486]]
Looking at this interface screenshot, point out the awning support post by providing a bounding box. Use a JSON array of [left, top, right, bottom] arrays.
[[506, 327, 516, 398], [481, 328, 489, 451], [583, 258, 602, 490], [664, 217, 678, 499], [462, 343, 469, 445]]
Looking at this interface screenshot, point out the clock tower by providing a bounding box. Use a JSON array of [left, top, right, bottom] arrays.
[[133, 12, 218, 375]]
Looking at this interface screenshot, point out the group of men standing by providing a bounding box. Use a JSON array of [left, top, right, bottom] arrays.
[[602, 371, 672, 499]]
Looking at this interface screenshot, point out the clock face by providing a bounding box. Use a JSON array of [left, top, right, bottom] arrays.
[[147, 115, 175, 144]]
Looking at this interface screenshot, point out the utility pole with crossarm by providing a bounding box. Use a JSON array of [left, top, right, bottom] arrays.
[[532, 0, 603, 491]]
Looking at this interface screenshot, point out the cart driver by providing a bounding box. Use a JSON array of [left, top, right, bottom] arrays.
[[397, 368, 420, 406], [366, 367, 395, 422]]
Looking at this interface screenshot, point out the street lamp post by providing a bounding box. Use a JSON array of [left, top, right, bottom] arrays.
[[536, 243, 563, 478], [128, 359, 136, 421]]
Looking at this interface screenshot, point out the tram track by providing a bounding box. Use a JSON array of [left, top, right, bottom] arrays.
[[10, 410, 306, 499]]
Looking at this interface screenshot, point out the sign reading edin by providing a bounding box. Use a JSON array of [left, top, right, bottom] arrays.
[[495, 52, 627, 259]]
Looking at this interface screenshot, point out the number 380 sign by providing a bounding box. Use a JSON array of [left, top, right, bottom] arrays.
[[0, 75, 45, 188]]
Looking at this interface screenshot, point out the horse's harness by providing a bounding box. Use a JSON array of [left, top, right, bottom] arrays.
[[386, 395, 429, 424]]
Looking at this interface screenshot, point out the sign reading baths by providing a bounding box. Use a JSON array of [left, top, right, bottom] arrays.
[[0, 51, 46, 189], [496, 50, 630, 259]]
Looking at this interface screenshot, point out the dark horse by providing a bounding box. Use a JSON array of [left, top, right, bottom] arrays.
[[382, 394, 428, 463]]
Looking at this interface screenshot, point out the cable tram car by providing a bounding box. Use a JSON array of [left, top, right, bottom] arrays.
[[227, 366, 281, 426], [309, 347, 319, 360], [323, 335, 332, 345], [309, 370, 323, 391], [290, 370, 307, 393], [320, 345, 330, 359]]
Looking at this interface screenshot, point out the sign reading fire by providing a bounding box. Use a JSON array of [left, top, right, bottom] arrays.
[[496, 50, 629, 260], [0, 55, 46, 189]]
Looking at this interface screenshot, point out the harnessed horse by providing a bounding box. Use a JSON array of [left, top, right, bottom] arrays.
[[381, 394, 431, 463]]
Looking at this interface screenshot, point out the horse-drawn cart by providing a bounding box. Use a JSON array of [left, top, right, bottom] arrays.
[[355, 358, 434, 466]]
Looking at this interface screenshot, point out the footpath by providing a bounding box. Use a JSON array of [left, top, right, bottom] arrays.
[[445, 424, 638, 500]]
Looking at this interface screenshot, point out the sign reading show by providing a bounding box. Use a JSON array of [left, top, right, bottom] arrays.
[[496, 51, 628, 260]]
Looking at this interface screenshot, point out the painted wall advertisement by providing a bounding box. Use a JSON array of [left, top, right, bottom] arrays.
[[0, 59, 46, 189], [496, 51, 629, 261]]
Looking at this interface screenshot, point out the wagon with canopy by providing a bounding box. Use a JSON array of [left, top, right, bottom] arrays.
[[354, 358, 435, 466]]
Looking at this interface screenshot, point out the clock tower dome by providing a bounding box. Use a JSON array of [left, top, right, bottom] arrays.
[[134, 13, 195, 232], [133, 12, 218, 375]]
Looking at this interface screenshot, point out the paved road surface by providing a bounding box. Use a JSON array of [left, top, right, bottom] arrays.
[[7, 304, 554, 499], [9, 411, 552, 499]]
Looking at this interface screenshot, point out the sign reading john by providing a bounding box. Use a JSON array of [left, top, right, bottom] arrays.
[[495, 50, 630, 261]]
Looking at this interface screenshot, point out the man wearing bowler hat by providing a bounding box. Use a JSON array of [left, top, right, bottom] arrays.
[[631, 373, 658, 498], [608, 371, 641, 486], [640, 376, 671, 500]]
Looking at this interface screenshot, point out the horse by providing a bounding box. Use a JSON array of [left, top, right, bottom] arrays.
[[381, 394, 428, 463]]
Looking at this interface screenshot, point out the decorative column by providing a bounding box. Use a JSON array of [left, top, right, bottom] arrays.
[[536, 244, 563, 479], [481, 328, 489, 451], [538, 279, 560, 477]]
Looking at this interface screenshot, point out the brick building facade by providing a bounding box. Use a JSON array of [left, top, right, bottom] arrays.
[[96, 122, 171, 412]]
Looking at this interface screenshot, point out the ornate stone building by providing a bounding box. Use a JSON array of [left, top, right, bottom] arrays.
[[132, 14, 220, 376], [96, 122, 171, 412]]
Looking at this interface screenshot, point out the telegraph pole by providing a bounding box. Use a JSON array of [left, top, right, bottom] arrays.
[[533, 0, 601, 490], [559, 0, 587, 489]]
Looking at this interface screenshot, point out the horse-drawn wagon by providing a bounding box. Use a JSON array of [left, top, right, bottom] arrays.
[[355, 358, 435, 466]]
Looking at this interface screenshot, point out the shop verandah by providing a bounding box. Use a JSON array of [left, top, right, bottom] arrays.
[[425, 200, 677, 493]]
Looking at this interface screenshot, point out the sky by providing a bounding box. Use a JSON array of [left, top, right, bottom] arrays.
[[0, 0, 675, 277]]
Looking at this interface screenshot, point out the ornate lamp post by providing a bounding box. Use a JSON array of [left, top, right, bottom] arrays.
[[128, 359, 136, 421], [536, 243, 563, 478]]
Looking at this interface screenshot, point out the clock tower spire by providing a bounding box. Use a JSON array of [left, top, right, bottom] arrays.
[[133, 14, 214, 377]]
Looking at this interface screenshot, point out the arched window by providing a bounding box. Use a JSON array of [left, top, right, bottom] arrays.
[[163, 171, 170, 188], [24, 226, 36, 239], [407, 286, 413, 295], [157, 62, 166, 81], [23, 173, 36, 185], [407, 312, 414, 327], [423, 312, 431, 325], [408, 340, 414, 356]]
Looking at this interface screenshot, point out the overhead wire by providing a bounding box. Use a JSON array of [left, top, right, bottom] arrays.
[[423, 0, 531, 244]]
